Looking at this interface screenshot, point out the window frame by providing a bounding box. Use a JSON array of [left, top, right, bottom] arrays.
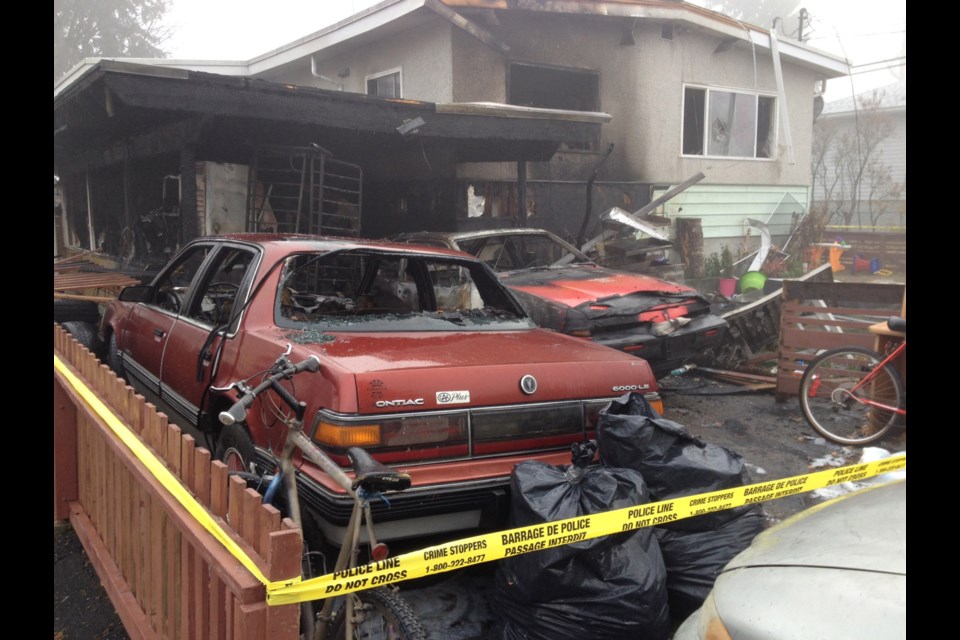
[[365, 67, 403, 99], [681, 84, 778, 160]]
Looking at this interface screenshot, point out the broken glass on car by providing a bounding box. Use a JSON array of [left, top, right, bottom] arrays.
[[275, 250, 533, 331]]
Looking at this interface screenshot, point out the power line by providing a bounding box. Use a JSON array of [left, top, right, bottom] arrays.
[[847, 62, 905, 77], [851, 56, 906, 69], [806, 30, 906, 40]]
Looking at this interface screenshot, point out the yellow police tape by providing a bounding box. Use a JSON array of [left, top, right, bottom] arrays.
[[54, 352, 906, 607], [267, 452, 905, 605]]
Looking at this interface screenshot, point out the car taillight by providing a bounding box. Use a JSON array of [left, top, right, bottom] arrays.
[[312, 412, 469, 460], [638, 305, 690, 323], [314, 421, 382, 447]]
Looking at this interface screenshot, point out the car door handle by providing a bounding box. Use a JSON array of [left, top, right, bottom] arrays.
[[153, 328, 166, 339]]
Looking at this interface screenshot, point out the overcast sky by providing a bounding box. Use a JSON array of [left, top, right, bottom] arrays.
[[162, 0, 905, 103]]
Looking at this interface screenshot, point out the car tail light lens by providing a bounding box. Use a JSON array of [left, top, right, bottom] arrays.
[[312, 412, 469, 462], [472, 404, 584, 455], [314, 421, 382, 447], [638, 304, 690, 323]]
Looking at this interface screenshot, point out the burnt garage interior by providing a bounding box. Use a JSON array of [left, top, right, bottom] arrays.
[[54, 60, 618, 271]]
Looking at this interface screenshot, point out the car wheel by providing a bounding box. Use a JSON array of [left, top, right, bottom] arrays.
[[54, 299, 101, 325], [107, 333, 125, 379], [60, 321, 104, 359], [214, 424, 256, 473]]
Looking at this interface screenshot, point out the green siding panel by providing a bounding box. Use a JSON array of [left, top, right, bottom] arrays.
[[651, 185, 809, 240]]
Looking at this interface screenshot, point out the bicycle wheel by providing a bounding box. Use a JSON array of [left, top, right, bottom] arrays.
[[799, 347, 903, 446], [328, 587, 426, 640]]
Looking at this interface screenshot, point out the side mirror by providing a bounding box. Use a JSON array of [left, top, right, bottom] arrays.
[[118, 285, 153, 303]]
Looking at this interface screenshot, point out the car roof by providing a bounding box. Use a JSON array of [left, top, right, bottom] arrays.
[[398, 228, 564, 242], [194, 232, 473, 259]]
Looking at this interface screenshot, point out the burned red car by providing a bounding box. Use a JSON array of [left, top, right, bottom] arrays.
[[394, 228, 727, 377], [100, 234, 660, 545]]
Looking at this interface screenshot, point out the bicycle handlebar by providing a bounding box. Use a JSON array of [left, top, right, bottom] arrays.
[[218, 354, 320, 426]]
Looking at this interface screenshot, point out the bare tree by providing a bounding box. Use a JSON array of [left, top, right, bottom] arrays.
[[811, 89, 900, 229], [54, 0, 173, 82]]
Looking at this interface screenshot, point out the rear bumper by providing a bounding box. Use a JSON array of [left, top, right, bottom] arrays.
[[254, 447, 572, 546], [591, 314, 728, 376]]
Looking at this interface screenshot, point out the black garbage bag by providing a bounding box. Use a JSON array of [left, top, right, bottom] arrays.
[[494, 442, 672, 640], [654, 507, 767, 620], [596, 393, 766, 618], [597, 392, 762, 532]]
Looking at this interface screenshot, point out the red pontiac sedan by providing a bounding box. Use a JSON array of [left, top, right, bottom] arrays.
[[100, 234, 660, 546]]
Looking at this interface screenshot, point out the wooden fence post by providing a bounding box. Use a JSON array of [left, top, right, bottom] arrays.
[[53, 376, 78, 522]]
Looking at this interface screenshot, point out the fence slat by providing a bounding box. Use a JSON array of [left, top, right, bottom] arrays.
[[167, 424, 182, 476], [53, 378, 78, 521], [181, 435, 197, 493], [194, 553, 210, 640], [258, 503, 282, 561], [210, 461, 229, 519], [193, 447, 212, 509], [151, 498, 163, 634], [228, 475, 246, 537], [209, 573, 227, 640], [181, 543, 196, 640], [235, 601, 267, 640], [241, 488, 261, 552], [135, 482, 148, 618], [265, 523, 302, 638]]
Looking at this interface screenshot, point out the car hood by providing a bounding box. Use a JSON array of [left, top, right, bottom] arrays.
[[499, 265, 697, 309], [725, 480, 906, 575]]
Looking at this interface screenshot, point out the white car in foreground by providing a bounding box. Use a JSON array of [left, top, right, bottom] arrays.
[[673, 479, 906, 640]]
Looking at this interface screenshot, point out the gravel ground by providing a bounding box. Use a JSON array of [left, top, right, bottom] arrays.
[[53, 378, 906, 639]]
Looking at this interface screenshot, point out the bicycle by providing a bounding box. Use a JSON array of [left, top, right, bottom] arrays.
[[798, 316, 906, 446], [216, 345, 426, 640]]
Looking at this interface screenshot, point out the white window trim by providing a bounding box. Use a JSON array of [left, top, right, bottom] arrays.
[[680, 83, 779, 161], [365, 67, 403, 99]]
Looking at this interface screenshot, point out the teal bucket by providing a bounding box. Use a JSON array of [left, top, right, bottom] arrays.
[[739, 271, 768, 293]]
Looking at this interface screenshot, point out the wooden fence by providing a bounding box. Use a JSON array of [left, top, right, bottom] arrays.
[[829, 231, 906, 272], [776, 280, 906, 401], [53, 324, 302, 640]]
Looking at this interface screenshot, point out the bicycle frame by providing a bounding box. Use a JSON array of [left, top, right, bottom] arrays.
[[218, 347, 405, 640], [279, 413, 380, 639], [842, 340, 906, 416]]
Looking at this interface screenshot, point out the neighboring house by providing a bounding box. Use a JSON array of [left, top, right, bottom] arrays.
[[811, 80, 906, 232], [54, 0, 850, 269]]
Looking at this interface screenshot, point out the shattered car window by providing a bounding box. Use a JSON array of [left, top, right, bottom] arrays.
[[459, 233, 592, 271], [276, 250, 534, 331]]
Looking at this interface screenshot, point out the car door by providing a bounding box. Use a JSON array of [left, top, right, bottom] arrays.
[[159, 243, 259, 428], [120, 244, 214, 398]]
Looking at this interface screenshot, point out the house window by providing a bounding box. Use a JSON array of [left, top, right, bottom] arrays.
[[682, 86, 776, 158], [366, 68, 402, 98], [508, 62, 600, 152]]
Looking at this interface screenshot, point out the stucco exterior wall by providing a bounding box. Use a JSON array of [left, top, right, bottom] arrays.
[[259, 20, 455, 101], [446, 13, 820, 187]]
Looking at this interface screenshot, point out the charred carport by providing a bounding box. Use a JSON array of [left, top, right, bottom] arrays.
[[53, 59, 609, 265]]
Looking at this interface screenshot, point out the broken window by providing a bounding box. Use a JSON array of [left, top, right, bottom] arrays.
[[508, 62, 600, 152], [682, 86, 776, 159], [366, 68, 402, 98]]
